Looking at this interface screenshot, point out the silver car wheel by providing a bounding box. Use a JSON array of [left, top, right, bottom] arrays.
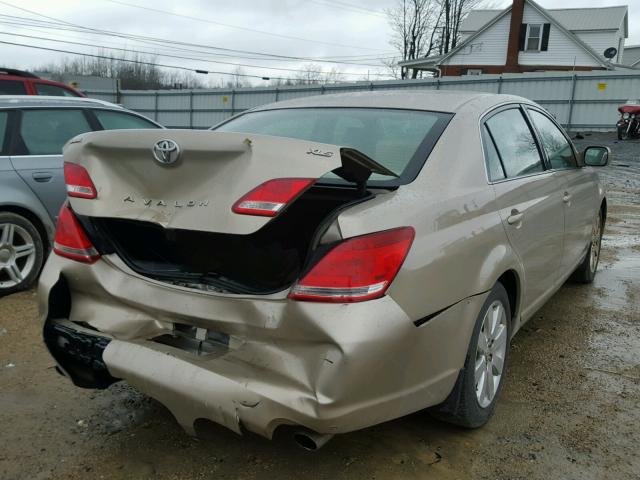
[[474, 300, 508, 408], [589, 214, 602, 273], [0, 223, 37, 289]]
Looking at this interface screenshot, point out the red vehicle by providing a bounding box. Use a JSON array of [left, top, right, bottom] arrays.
[[617, 103, 640, 140], [0, 68, 85, 97]]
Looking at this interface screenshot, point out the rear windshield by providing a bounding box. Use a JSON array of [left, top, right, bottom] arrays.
[[213, 108, 452, 185]]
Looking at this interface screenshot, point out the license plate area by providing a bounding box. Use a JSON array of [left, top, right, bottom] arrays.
[[152, 323, 230, 357]]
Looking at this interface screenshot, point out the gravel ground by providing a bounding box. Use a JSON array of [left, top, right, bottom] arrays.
[[0, 133, 638, 480]]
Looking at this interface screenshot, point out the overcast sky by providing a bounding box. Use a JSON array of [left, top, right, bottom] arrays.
[[0, 0, 637, 86]]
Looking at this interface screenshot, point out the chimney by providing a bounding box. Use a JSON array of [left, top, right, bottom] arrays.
[[505, 0, 526, 71]]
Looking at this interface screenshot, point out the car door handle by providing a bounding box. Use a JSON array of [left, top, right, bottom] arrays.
[[507, 209, 523, 225], [32, 172, 53, 182], [563, 192, 572, 203]]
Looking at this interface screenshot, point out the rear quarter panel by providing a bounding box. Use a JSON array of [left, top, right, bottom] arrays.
[[336, 110, 524, 325]]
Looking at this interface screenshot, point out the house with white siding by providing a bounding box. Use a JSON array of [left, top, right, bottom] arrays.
[[623, 45, 640, 67], [399, 0, 630, 76]]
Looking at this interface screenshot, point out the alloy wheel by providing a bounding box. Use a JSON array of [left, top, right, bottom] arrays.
[[0, 223, 37, 289], [474, 300, 508, 408]]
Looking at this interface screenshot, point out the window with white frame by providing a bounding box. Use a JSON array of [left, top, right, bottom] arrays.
[[525, 24, 543, 51]]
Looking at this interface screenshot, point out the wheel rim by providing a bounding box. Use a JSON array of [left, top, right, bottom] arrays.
[[589, 214, 602, 273], [0, 223, 37, 289], [474, 300, 508, 408]]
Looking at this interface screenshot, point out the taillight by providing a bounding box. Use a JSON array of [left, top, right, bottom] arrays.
[[64, 162, 97, 199], [53, 203, 100, 263], [232, 178, 315, 217], [289, 227, 415, 303]]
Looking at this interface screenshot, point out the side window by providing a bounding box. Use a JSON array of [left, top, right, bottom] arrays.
[[528, 110, 577, 169], [485, 109, 544, 178], [0, 111, 8, 154], [34, 83, 77, 97], [0, 80, 27, 95], [93, 110, 159, 130], [18, 109, 92, 155], [481, 125, 505, 181]]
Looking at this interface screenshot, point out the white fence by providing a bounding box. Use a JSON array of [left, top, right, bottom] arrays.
[[85, 70, 640, 131]]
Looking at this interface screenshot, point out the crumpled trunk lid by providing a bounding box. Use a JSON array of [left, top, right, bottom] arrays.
[[64, 130, 344, 235]]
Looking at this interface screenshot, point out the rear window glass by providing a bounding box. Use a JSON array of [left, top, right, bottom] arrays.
[[34, 83, 78, 97], [214, 108, 452, 184], [19, 109, 92, 155], [94, 109, 158, 130], [0, 80, 27, 95]]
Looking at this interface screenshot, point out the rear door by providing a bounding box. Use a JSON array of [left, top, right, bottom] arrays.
[[9, 108, 94, 220], [483, 106, 565, 317], [526, 107, 598, 273]]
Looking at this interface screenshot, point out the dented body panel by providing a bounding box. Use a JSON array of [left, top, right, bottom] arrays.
[[64, 131, 344, 235], [39, 91, 607, 440], [39, 253, 488, 437]]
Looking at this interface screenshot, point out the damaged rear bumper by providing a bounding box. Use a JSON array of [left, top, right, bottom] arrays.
[[39, 254, 488, 439]]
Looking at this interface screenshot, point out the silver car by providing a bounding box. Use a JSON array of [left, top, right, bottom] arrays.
[[39, 91, 609, 450], [0, 96, 161, 295]]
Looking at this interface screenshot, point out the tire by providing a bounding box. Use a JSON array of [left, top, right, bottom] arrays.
[[570, 210, 603, 284], [0, 212, 45, 297], [429, 282, 511, 428], [617, 126, 626, 140]]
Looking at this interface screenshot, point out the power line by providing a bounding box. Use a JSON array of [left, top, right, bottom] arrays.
[[0, 17, 395, 68], [104, 0, 383, 51], [0, 30, 394, 78], [0, 39, 396, 84], [0, 39, 295, 80], [0, 10, 394, 67], [307, 0, 387, 18]]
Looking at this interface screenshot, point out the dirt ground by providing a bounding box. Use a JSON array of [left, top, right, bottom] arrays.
[[1, 133, 638, 480]]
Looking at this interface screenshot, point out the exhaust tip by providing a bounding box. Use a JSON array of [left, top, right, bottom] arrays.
[[293, 432, 319, 451], [293, 430, 334, 451]]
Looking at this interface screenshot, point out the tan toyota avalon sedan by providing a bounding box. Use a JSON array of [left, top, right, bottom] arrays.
[[38, 91, 609, 450]]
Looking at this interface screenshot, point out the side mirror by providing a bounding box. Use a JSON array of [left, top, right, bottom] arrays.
[[582, 146, 610, 167]]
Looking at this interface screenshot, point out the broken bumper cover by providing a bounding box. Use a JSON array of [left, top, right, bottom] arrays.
[[39, 254, 488, 439], [44, 321, 118, 389]]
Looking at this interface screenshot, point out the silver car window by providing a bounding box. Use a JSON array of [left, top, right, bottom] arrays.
[[0, 111, 7, 154], [485, 109, 544, 178], [93, 109, 159, 130], [19, 109, 92, 155]]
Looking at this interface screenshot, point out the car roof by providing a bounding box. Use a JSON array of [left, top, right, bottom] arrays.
[[0, 95, 124, 110], [250, 90, 529, 114], [0, 68, 39, 78]]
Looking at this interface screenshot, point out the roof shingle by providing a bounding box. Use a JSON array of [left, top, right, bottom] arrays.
[[460, 5, 628, 33]]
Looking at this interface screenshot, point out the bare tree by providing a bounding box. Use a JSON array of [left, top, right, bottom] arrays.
[[436, 0, 484, 54], [36, 51, 208, 89], [294, 64, 324, 85], [219, 66, 250, 89], [387, 0, 440, 79], [267, 64, 344, 86], [387, 0, 488, 78]]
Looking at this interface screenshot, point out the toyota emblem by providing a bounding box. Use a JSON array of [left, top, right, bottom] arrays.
[[152, 139, 180, 165]]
